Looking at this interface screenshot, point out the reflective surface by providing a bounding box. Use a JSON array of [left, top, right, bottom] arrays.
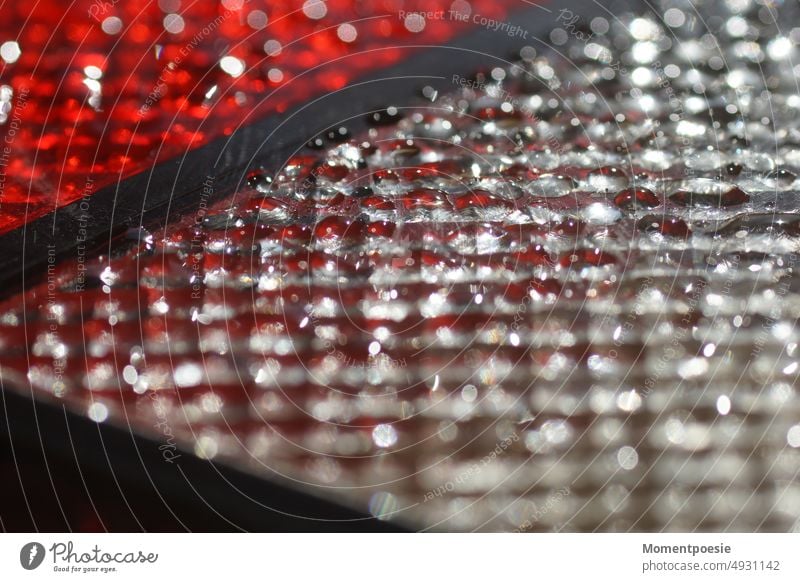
[[3, 0, 800, 531], [0, 0, 510, 232]]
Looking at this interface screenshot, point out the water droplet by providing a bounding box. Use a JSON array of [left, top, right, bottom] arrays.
[[87, 402, 109, 423], [617, 446, 638, 470], [369, 491, 399, 520], [314, 216, 364, 246], [454, 190, 513, 218], [723, 162, 743, 177], [614, 187, 660, 209], [764, 168, 796, 189], [788, 425, 800, 448], [669, 179, 749, 207], [560, 247, 619, 268], [461, 384, 478, 402], [580, 201, 622, 225], [587, 166, 629, 192], [638, 215, 692, 238], [246, 170, 272, 192], [400, 188, 452, 211], [527, 174, 578, 197], [372, 423, 398, 448], [246, 196, 293, 220]]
